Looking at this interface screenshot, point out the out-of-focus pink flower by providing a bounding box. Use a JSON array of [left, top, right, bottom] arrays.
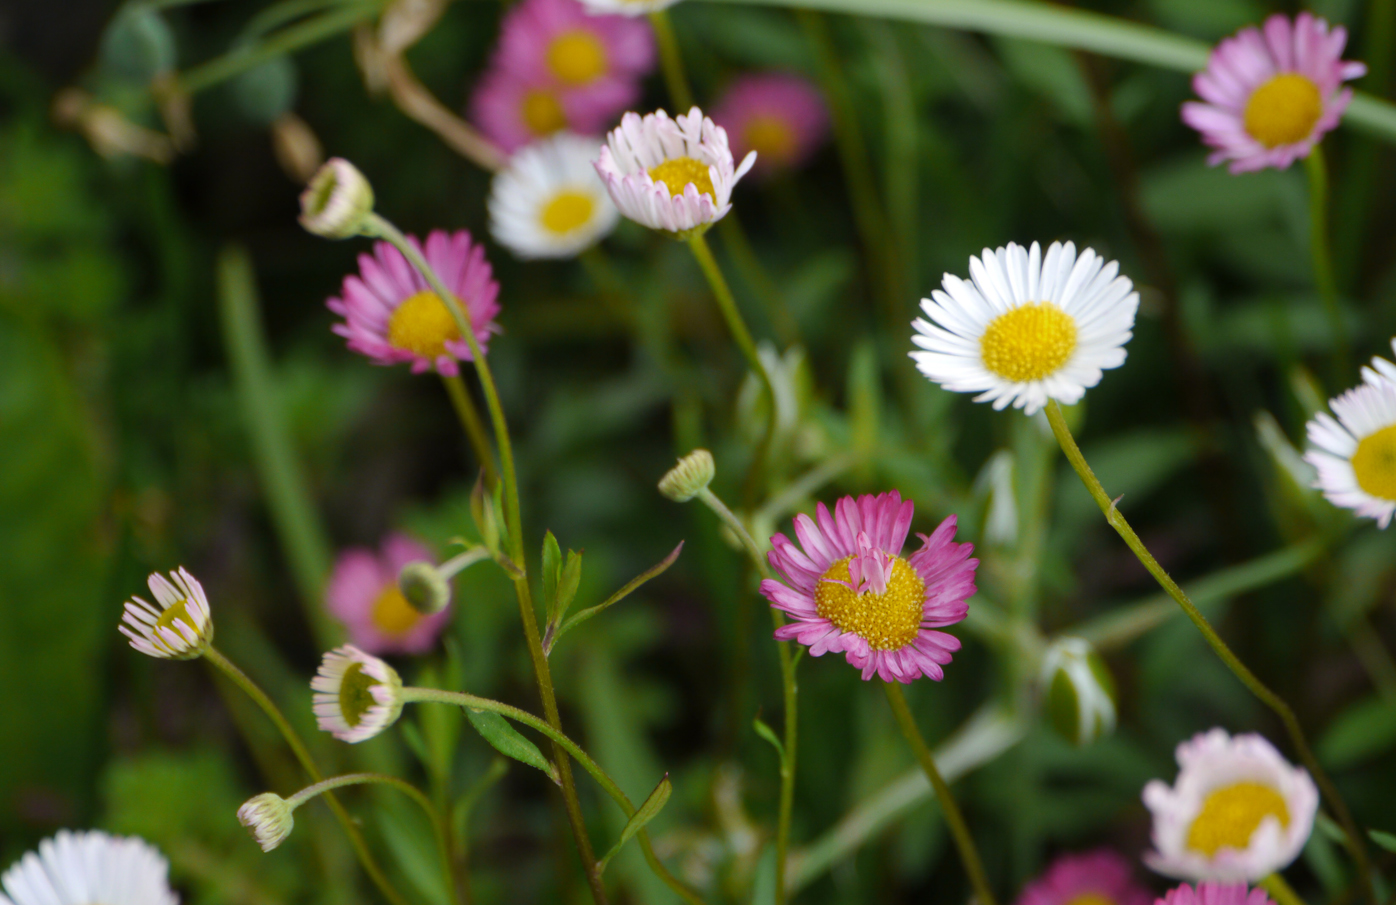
[[1157, 884, 1274, 905], [711, 73, 828, 176], [326, 534, 452, 654], [1016, 849, 1153, 905]]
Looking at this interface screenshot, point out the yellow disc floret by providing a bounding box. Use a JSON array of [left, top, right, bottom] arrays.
[[540, 190, 596, 235], [1186, 781, 1290, 857], [522, 90, 567, 136], [371, 585, 423, 637], [547, 30, 607, 86], [153, 598, 197, 655], [388, 290, 461, 359], [649, 156, 715, 199], [338, 662, 381, 728], [743, 116, 796, 165], [1352, 423, 1396, 501], [1243, 73, 1322, 148], [979, 302, 1078, 382], [815, 556, 925, 651]]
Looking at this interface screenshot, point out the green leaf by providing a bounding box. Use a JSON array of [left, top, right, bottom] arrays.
[[1369, 830, 1396, 854], [547, 542, 683, 653], [471, 473, 498, 553], [753, 716, 786, 765], [597, 774, 672, 874], [465, 710, 558, 784], [557, 550, 583, 620], [542, 530, 562, 621]]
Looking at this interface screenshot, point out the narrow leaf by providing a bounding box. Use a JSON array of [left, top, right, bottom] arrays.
[[597, 774, 672, 874], [752, 716, 786, 765], [471, 475, 498, 553], [557, 550, 583, 620], [465, 710, 558, 784], [491, 480, 510, 551], [549, 542, 684, 652], [542, 531, 562, 622], [1370, 829, 1396, 853]]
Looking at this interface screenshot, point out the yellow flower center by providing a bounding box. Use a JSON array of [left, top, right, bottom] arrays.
[[153, 598, 196, 653], [1065, 896, 1115, 905], [1352, 423, 1396, 501], [1243, 73, 1323, 148], [648, 156, 714, 199], [387, 290, 461, 359], [744, 116, 796, 165], [540, 190, 597, 235], [338, 662, 381, 727], [1186, 781, 1290, 857], [815, 555, 925, 651], [522, 89, 567, 136], [547, 30, 608, 86], [371, 584, 424, 637], [979, 302, 1078, 383]]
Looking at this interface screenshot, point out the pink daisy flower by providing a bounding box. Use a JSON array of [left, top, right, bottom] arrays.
[[494, 0, 654, 93], [711, 73, 829, 176], [326, 534, 452, 655], [1158, 884, 1274, 905], [470, 68, 635, 153], [328, 229, 499, 376], [1016, 849, 1154, 905], [760, 492, 977, 683], [1181, 13, 1366, 173]]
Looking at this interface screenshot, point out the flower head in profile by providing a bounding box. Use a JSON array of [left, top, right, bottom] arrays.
[[312, 645, 405, 743], [1158, 884, 1275, 905], [238, 793, 294, 852], [495, 0, 654, 95], [595, 107, 756, 237], [711, 73, 828, 177], [489, 132, 620, 259], [910, 241, 1139, 415], [299, 157, 375, 238], [119, 566, 213, 660], [327, 534, 452, 655], [760, 492, 976, 683], [1304, 375, 1396, 528], [1182, 13, 1366, 173], [1143, 728, 1318, 881], [0, 829, 178, 905], [1015, 849, 1153, 905], [328, 229, 500, 376]]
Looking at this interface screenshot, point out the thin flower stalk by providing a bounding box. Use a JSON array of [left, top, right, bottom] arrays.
[[201, 646, 410, 905], [360, 211, 607, 905], [1304, 146, 1350, 385], [1042, 400, 1375, 902], [399, 686, 706, 905], [648, 10, 694, 111], [442, 372, 500, 485]]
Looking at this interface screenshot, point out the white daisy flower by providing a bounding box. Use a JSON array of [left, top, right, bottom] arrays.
[[1304, 376, 1396, 527], [1142, 728, 1318, 882], [909, 241, 1139, 415], [238, 792, 295, 852], [576, 0, 679, 17], [488, 132, 619, 260], [119, 567, 213, 660], [594, 107, 755, 237], [312, 644, 404, 743], [0, 829, 178, 905]]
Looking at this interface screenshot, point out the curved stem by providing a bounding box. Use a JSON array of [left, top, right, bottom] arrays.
[[1304, 146, 1350, 387], [203, 646, 410, 905], [362, 213, 607, 905], [287, 773, 463, 905], [400, 687, 707, 905], [649, 9, 694, 111], [1043, 400, 1375, 903], [882, 683, 997, 905], [1261, 874, 1309, 905], [441, 372, 499, 486]]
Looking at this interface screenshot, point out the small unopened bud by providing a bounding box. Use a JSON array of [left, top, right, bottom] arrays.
[[398, 561, 452, 615], [1041, 637, 1116, 746], [238, 792, 294, 851], [299, 157, 374, 239], [659, 449, 715, 502]]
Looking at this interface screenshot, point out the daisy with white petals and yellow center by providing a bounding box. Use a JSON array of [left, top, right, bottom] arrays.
[[594, 107, 756, 237], [119, 566, 213, 659], [489, 132, 619, 259], [312, 645, 405, 743], [1142, 728, 1318, 881], [1304, 368, 1396, 528], [910, 241, 1139, 415], [0, 830, 178, 905], [575, 0, 679, 17]]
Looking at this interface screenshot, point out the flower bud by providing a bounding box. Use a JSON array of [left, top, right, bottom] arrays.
[[238, 792, 294, 851], [659, 449, 716, 502], [299, 157, 374, 239], [1041, 637, 1116, 746], [398, 560, 452, 615]]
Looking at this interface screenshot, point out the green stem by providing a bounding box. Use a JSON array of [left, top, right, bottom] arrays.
[[882, 683, 997, 905], [203, 647, 409, 905], [287, 773, 463, 905], [1304, 146, 1350, 387], [361, 213, 607, 905], [649, 10, 695, 111], [1043, 400, 1376, 904], [718, 217, 802, 349], [441, 372, 500, 486], [1260, 874, 1309, 905], [400, 688, 707, 905]]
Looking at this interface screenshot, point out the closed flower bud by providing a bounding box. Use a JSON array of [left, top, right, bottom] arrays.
[[238, 792, 294, 851], [1041, 637, 1116, 746], [398, 560, 452, 615], [299, 157, 374, 239], [659, 449, 715, 502]]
